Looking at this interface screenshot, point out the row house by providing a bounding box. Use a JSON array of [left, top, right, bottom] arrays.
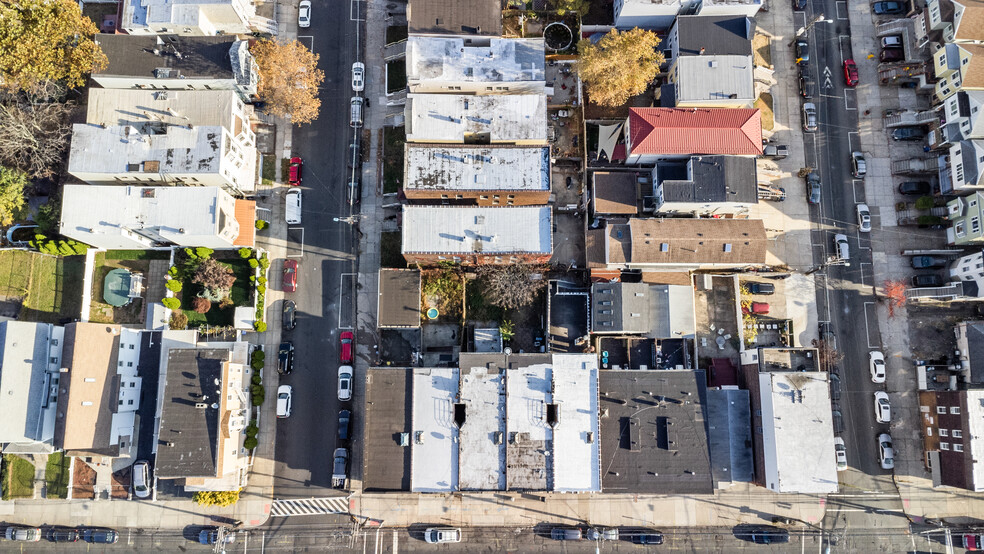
[[917, 390, 984, 491], [405, 36, 546, 95], [119, 0, 274, 36], [613, 0, 761, 30]]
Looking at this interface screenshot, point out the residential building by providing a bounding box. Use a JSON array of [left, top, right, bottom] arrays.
[[624, 108, 763, 164], [586, 218, 768, 273], [954, 320, 984, 384], [60, 185, 255, 249], [652, 156, 758, 216], [613, 0, 761, 30], [706, 388, 754, 489], [592, 171, 642, 216], [119, 0, 262, 36], [917, 390, 983, 490], [664, 16, 755, 61], [946, 191, 984, 244], [403, 144, 550, 205], [924, 0, 984, 46], [155, 345, 251, 491], [940, 139, 984, 194], [932, 43, 984, 104], [743, 369, 839, 493], [938, 91, 984, 147], [590, 282, 695, 338], [69, 88, 257, 194], [405, 94, 547, 144], [948, 250, 984, 299], [401, 205, 552, 265], [0, 322, 65, 454], [53, 323, 143, 458], [378, 269, 422, 329], [407, 0, 502, 36], [405, 37, 546, 95], [664, 55, 755, 108], [91, 35, 258, 102]]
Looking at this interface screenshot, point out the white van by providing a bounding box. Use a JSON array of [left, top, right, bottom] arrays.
[[833, 233, 850, 261], [286, 189, 302, 225], [350, 97, 364, 128]]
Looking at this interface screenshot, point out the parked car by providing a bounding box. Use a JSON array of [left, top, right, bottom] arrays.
[[285, 189, 302, 224], [793, 0, 808, 9], [283, 299, 296, 330], [892, 126, 926, 141], [898, 181, 931, 195], [795, 40, 810, 64], [550, 527, 583, 541], [739, 525, 790, 544], [338, 365, 353, 401], [843, 59, 859, 87], [807, 172, 821, 204], [5, 527, 41, 542], [746, 282, 775, 295], [911, 255, 948, 269], [881, 35, 903, 47], [199, 528, 236, 545], [81, 529, 119, 544], [874, 391, 892, 423], [331, 448, 349, 489], [340, 331, 354, 363], [851, 151, 867, 178], [288, 157, 302, 186], [276, 385, 293, 418], [424, 528, 461, 544], [873, 1, 905, 15], [744, 302, 770, 314], [338, 409, 351, 441], [763, 144, 789, 159], [856, 203, 871, 232], [350, 96, 364, 127], [880, 47, 905, 62], [833, 233, 850, 261], [283, 259, 298, 292], [870, 350, 887, 383], [298, 0, 311, 27], [351, 62, 365, 92], [834, 437, 848, 471], [47, 528, 80, 542], [912, 274, 944, 287], [799, 72, 817, 98], [832, 410, 844, 434], [878, 433, 895, 470], [588, 528, 618, 541], [962, 534, 984, 550], [132, 460, 151, 499], [278, 342, 294, 375], [630, 530, 664, 545], [802, 102, 818, 132], [830, 373, 842, 401]]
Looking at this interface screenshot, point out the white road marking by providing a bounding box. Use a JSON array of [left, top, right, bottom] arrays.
[[338, 272, 356, 329], [844, 88, 858, 110], [287, 227, 305, 257], [864, 301, 877, 348], [350, 0, 365, 21], [836, 1, 848, 19], [392, 529, 399, 554], [848, 131, 860, 151], [298, 35, 314, 52]]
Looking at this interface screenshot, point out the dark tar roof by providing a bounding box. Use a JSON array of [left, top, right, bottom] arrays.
[[363, 368, 412, 491], [966, 322, 984, 384], [378, 269, 422, 328], [599, 370, 713, 494], [155, 348, 226, 479], [408, 0, 503, 36], [706, 388, 754, 486], [675, 16, 754, 57], [659, 156, 758, 204], [93, 34, 236, 79]]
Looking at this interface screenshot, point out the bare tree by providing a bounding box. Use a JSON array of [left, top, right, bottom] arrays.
[[0, 85, 74, 178], [475, 264, 548, 310]]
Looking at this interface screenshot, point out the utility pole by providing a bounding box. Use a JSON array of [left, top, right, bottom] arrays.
[[788, 14, 833, 46]]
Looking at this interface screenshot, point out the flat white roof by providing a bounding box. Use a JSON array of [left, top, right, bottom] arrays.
[[551, 354, 601, 492], [406, 37, 546, 84], [406, 94, 548, 143], [405, 145, 550, 192], [759, 372, 838, 493], [69, 123, 227, 176], [402, 206, 552, 255], [458, 364, 506, 490], [86, 88, 240, 129], [505, 360, 552, 490], [411, 367, 459, 492], [674, 55, 755, 102], [968, 390, 984, 490]]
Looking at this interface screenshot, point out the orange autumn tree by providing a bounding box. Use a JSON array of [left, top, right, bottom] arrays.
[[884, 279, 907, 317], [252, 39, 325, 125]]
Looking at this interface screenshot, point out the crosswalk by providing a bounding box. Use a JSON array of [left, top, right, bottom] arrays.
[[270, 496, 350, 517]]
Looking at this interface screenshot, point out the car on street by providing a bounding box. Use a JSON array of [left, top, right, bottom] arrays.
[[874, 391, 892, 423], [911, 255, 948, 269], [285, 188, 302, 224], [5, 527, 41, 541], [350, 96, 364, 127], [843, 59, 859, 87], [807, 172, 821, 204], [298, 0, 311, 27], [338, 409, 351, 440], [276, 385, 293, 418], [793, 0, 807, 9], [962, 534, 984, 550], [746, 282, 775, 295], [338, 365, 353, 401], [278, 342, 294, 375], [802, 102, 817, 132], [795, 40, 809, 64], [351, 62, 365, 92], [288, 157, 302, 186], [832, 409, 844, 434], [199, 528, 236, 545], [424, 528, 461, 544], [879, 433, 895, 470], [48, 528, 80, 542], [873, 1, 905, 14], [912, 274, 944, 287], [588, 528, 618, 541], [892, 126, 926, 141], [898, 181, 931, 195], [630, 530, 664, 544], [799, 72, 816, 98], [550, 527, 583, 541], [283, 299, 296, 330], [282, 259, 298, 292], [332, 448, 349, 488], [340, 331, 354, 363], [856, 203, 871, 232], [833, 233, 850, 261], [738, 525, 790, 544], [830, 373, 842, 401], [880, 47, 905, 62], [870, 350, 887, 383], [834, 437, 848, 471], [132, 460, 151, 499], [81, 529, 119, 544], [851, 151, 867, 178], [882, 35, 903, 47]]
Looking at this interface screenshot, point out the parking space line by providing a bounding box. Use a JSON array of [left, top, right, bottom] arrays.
[[848, 131, 859, 151], [836, 1, 848, 19], [864, 302, 878, 348], [859, 262, 871, 286], [844, 88, 858, 110], [287, 227, 305, 257], [839, 36, 851, 65], [338, 273, 356, 329], [297, 35, 314, 52], [350, 0, 365, 21]]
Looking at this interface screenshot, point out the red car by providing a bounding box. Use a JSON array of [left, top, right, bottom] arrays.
[[282, 259, 297, 292], [743, 302, 770, 315], [288, 157, 302, 186], [843, 59, 859, 87], [339, 331, 354, 363]]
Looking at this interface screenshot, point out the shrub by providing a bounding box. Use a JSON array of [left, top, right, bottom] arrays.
[[249, 258, 259, 269], [239, 247, 253, 258], [169, 311, 188, 330], [193, 490, 241, 507], [259, 252, 270, 270], [251, 357, 264, 371], [243, 436, 258, 451], [915, 196, 935, 210], [219, 297, 234, 309], [257, 276, 267, 286], [251, 373, 262, 386], [29, 234, 89, 256], [192, 297, 212, 313], [167, 266, 179, 278], [193, 257, 237, 291], [254, 321, 267, 332], [255, 219, 269, 230], [165, 279, 182, 293], [252, 349, 265, 365], [161, 297, 180, 310], [195, 247, 214, 259], [257, 284, 266, 295], [245, 424, 259, 438], [251, 384, 265, 405]]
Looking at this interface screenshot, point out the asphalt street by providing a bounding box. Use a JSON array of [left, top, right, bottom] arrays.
[[271, 0, 361, 500]]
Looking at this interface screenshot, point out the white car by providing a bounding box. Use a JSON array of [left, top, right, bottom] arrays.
[[424, 528, 461, 544], [351, 62, 365, 92], [856, 203, 871, 232], [338, 365, 353, 401], [878, 433, 894, 470], [869, 350, 886, 383], [874, 391, 891, 423], [132, 460, 151, 498], [277, 385, 293, 418], [881, 35, 902, 47], [833, 437, 847, 471], [298, 0, 311, 28]]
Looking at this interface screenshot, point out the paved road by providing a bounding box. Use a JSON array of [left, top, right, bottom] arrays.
[[272, 0, 361, 499]]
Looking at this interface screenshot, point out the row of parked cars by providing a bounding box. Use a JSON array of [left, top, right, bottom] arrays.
[[4, 526, 118, 543]]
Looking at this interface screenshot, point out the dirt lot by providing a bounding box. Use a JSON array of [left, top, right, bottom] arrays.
[[72, 460, 96, 500]]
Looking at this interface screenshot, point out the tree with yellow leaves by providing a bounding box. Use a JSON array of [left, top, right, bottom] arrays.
[[0, 0, 107, 92], [252, 40, 326, 125], [577, 28, 664, 107]]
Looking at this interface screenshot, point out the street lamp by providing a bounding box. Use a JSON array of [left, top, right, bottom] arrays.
[[333, 215, 365, 224], [788, 14, 833, 46]]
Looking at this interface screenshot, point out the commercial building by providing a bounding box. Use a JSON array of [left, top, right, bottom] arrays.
[[0, 322, 65, 454]]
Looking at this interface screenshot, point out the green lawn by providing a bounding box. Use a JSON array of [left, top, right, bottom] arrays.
[[180, 258, 255, 328], [2, 454, 35, 500], [262, 154, 277, 185], [383, 126, 405, 194], [0, 251, 83, 323], [44, 453, 70, 499], [104, 249, 170, 261]]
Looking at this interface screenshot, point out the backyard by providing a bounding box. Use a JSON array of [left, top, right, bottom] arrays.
[[89, 250, 169, 325], [176, 251, 255, 328], [44, 452, 71, 499], [421, 266, 464, 323], [0, 251, 83, 322], [2, 454, 35, 500]]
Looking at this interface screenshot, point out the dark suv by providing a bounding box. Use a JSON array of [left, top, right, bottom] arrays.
[[898, 181, 931, 195], [278, 342, 294, 375], [81, 529, 119, 544], [911, 256, 948, 269]]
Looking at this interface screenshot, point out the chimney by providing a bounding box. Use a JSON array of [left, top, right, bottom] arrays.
[[699, 47, 705, 55]]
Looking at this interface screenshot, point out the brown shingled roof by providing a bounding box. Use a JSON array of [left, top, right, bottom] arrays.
[[592, 172, 640, 215], [956, 0, 984, 42], [55, 323, 121, 454], [628, 219, 767, 265]]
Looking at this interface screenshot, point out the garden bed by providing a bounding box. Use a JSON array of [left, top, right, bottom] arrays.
[[170, 250, 256, 329], [380, 231, 406, 269], [72, 459, 95, 500], [2, 454, 35, 500], [386, 60, 407, 94], [383, 126, 406, 194], [44, 452, 71, 499]]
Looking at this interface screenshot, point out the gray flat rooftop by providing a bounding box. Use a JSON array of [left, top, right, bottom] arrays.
[[673, 55, 754, 103], [658, 156, 758, 204], [551, 354, 601, 492], [411, 366, 459, 492], [458, 359, 506, 490], [675, 16, 754, 57], [599, 370, 713, 494], [505, 354, 553, 490], [706, 388, 753, 488], [407, 37, 546, 84], [406, 94, 547, 143], [401, 206, 552, 256], [378, 269, 422, 328], [364, 368, 412, 491], [404, 144, 550, 192]]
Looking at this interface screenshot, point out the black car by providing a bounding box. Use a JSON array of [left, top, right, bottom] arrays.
[[81, 529, 119, 544], [550, 527, 582, 541], [873, 1, 905, 14], [829, 373, 841, 402], [799, 72, 816, 99], [740, 525, 790, 544], [629, 530, 664, 545], [283, 299, 296, 330], [278, 342, 294, 375], [912, 274, 944, 287], [832, 410, 844, 434], [911, 256, 948, 269], [747, 282, 776, 295], [48, 528, 79, 542], [795, 40, 810, 64], [898, 181, 931, 195], [892, 126, 925, 141], [338, 409, 351, 440]]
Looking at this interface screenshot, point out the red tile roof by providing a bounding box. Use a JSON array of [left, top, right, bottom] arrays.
[[628, 108, 763, 156]]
